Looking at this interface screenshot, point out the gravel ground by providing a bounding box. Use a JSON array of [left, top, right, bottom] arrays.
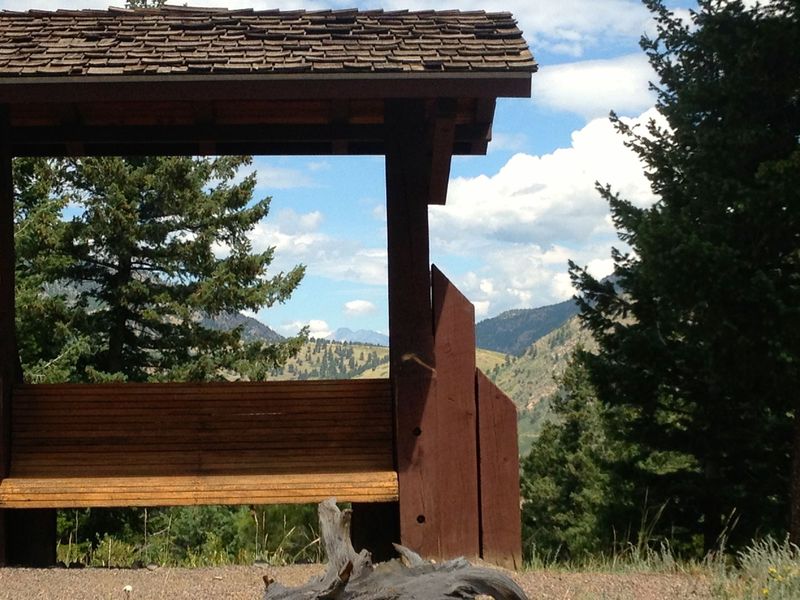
[[0, 564, 714, 600]]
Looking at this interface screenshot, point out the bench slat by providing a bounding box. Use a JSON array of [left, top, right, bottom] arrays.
[[0, 472, 399, 508]]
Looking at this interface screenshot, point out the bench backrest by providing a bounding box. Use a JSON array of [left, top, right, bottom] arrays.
[[10, 380, 394, 479]]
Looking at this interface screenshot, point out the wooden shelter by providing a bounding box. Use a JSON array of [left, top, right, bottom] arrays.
[[0, 6, 535, 567]]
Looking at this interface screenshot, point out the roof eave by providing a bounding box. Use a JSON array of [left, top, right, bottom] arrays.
[[0, 71, 532, 104]]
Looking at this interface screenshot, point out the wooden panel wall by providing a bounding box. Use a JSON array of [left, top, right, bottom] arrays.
[[477, 371, 522, 569], [8, 380, 394, 479], [431, 266, 480, 559]]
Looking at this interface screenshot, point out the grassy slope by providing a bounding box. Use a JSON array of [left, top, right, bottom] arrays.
[[270, 339, 390, 380], [353, 347, 508, 379]]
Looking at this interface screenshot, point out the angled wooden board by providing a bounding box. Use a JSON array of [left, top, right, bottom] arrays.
[[476, 370, 522, 570], [431, 265, 480, 560]]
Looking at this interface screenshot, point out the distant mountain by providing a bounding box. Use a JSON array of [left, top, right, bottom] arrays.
[[327, 328, 389, 346], [200, 312, 283, 343], [476, 299, 579, 356]]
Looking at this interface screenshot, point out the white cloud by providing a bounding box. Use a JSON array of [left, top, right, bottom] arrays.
[[488, 132, 528, 154], [431, 109, 661, 316], [343, 299, 377, 316], [375, 0, 651, 57], [280, 319, 331, 338], [534, 54, 656, 120], [248, 208, 388, 286], [253, 161, 317, 190]]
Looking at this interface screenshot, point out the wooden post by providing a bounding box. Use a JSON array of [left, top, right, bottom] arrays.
[[476, 371, 522, 569], [0, 105, 14, 566], [0, 108, 57, 566], [384, 98, 439, 557]]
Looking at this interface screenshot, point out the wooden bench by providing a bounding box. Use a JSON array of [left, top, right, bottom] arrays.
[[0, 379, 397, 508]]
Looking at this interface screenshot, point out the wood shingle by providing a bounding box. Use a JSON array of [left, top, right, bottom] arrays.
[[0, 6, 536, 77]]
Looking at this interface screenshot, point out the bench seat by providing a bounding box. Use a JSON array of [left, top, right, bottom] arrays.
[[0, 380, 398, 508]]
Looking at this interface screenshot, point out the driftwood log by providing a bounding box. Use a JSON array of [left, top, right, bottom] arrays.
[[264, 499, 528, 600]]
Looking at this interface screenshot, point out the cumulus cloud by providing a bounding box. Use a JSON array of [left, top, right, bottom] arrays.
[[375, 0, 650, 57], [252, 160, 318, 190], [343, 300, 377, 316], [280, 319, 332, 338], [488, 132, 528, 154], [435, 109, 658, 248], [534, 54, 656, 120], [248, 208, 388, 286], [431, 109, 661, 316]]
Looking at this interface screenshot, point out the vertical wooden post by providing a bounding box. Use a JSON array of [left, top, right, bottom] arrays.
[[0, 105, 15, 566], [385, 98, 439, 557], [0, 109, 57, 566], [476, 371, 522, 569]]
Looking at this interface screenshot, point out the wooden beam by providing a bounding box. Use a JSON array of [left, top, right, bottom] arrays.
[[385, 98, 438, 557], [9, 121, 487, 158], [0, 73, 533, 105], [10, 123, 386, 147], [430, 265, 480, 559], [473, 98, 497, 155], [426, 99, 457, 206], [476, 370, 522, 570]]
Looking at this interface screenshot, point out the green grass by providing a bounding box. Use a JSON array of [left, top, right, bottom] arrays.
[[710, 538, 800, 600], [523, 536, 800, 600]]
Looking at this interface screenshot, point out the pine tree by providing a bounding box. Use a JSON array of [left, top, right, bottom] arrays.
[[16, 156, 305, 383], [521, 356, 634, 560], [569, 0, 800, 552]]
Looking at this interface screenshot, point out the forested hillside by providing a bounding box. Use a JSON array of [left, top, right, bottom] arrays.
[[269, 338, 389, 380], [486, 316, 595, 454], [475, 299, 579, 356]]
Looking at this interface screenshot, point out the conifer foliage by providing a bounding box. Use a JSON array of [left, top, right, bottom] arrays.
[[15, 156, 305, 383], [567, 0, 800, 552]]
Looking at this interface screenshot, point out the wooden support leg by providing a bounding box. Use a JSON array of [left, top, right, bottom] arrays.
[[350, 502, 400, 562], [6, 509, 57, 567]]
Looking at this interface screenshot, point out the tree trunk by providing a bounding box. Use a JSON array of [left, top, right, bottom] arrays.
[[106, 256, 131, 375], [790, 410, 800, 546], [264, 499, 528, 600]]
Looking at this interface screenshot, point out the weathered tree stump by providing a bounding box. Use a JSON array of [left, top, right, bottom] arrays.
[[264, 498, 528, 600]]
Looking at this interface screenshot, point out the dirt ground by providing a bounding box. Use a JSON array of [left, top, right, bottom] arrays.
[[0, 563, 714, 600]]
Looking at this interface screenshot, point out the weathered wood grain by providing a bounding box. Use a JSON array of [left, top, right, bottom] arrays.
[[0, 380, 398, 508], [264, 498, 528, 600], [431, 265, 480, 559], [476, 371, 522, 570], [385, 99, 437, 558]]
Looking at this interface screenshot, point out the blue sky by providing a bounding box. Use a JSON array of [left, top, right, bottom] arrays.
[[3, 0, 705, 338]]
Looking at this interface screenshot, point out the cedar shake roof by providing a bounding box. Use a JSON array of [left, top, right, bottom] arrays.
[[0, 6, 536, 77]]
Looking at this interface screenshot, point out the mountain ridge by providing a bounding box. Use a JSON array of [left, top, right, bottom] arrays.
[[476, 298, 580, 356], [327, 327, 389, 346]]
